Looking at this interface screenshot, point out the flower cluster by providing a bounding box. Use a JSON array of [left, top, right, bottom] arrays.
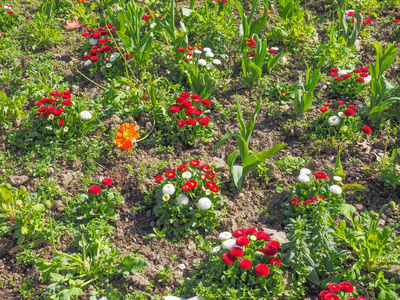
[[169, 92, 212, 127], [329, 67, 371, 84], [345, 10, 372, 26], [283, 168, 346, 217], [178, 45, 221, 99], [74, 178, 124, 222], [153, 160, 225, 236], [247, 38, 278, 57], [216, 228, 281, 276], [0, 3, 17, 30], [81, 25, 130, 75], [33, 90, 73, 128], [328, 66, 369, 97], [312, 101, 370, 142], [179, 45, 221, 68], [141, 11, 162, 22], [318, 281, 366, 300], [167, 92, 214, 145], [0, 3, 12, 14], [88, 178, 113, 195]]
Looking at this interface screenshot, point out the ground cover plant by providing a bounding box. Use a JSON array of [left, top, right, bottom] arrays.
[[0, 0, 400, 299]]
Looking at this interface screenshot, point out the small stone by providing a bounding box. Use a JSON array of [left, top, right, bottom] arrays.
[[213, 157, 227, 171], [128, 273, 149, 288], [72, 160, 82, 171], [8, 175, 29, 187], [62, 173, 74, 187], [177, 263, 186, 270], [146, 210, 152, 218], [53, 200, 64, 212], [263, 228, 289, 244], [103, 114, 123, 126], [150, 221, 155, 227], [353, 203, 364, 211]]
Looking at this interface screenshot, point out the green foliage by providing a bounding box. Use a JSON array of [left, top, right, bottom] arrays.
[[22, 11, 64, 50], [362, 42, 400, 120], [292, 59, 324, 117], [232, 0, 270, 52], [275, 155, 310, 175], [65, 187, 124, 223], [328, 202, 400, 299], [0, 184, 46, 244], [213, 96, 286, 190], [37, 213, 147, 300], [242, 36, 282, 82], [308, 104, 364, 143]]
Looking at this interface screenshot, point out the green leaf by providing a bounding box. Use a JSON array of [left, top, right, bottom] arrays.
[[306, 268, 320, 285], [212, 130, 237, 151], [341, 183, 365, 191], [182, 7, 196, 16], [333, 145, 346, 178], [50, 273, 65, 282], [338, 203, 356, 221], [231, 165, 243, 190], [120, 256, 147, 274]]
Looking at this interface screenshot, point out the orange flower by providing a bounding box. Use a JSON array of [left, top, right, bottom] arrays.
[[114, 124, 141, 150]]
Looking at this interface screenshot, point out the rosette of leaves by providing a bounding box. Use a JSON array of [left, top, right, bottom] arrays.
[[0, 183, 47, 244], [153, 161, 226, 238], [65, 188, 124, 223]]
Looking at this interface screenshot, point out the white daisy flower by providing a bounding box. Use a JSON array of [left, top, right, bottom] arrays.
[[205, 52, 214, 58], [106, 63, 112, 68], [84, 60, 92, 66], [212, 246, 221, 253], [219, 232, 232, 240], [333, 176, 342, 182], [150, 22, 156, 29], [338, 112, 344, 117], [329, 185, 342, 194], [298, 174, 310, 183], [212, 59, 221, 65], [162, 194, 170, 201], [80, 111, 92, 120], [203, 47, 212, 52], [89, 38, 98, 45], [198, 197, 212, 210], [176, 194, 189, 205], [328, 116, 340, 126], [198, 59, 207, 66], [271, 47, 279, 51], [222, 239, 237, 249], [182, 171, 192, 179], [300, 168, 311, 175], [162, 184, 175, 195], [194, 50, 202, 54]]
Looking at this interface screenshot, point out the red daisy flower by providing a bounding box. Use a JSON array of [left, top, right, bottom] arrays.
[[88, 185, 102, 194], [238, 259, 252, 269], [254, 264, 270, 276], [361, 126, 372, 134], [102, 178, 113, 186], [315, 172, 327, 179]]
